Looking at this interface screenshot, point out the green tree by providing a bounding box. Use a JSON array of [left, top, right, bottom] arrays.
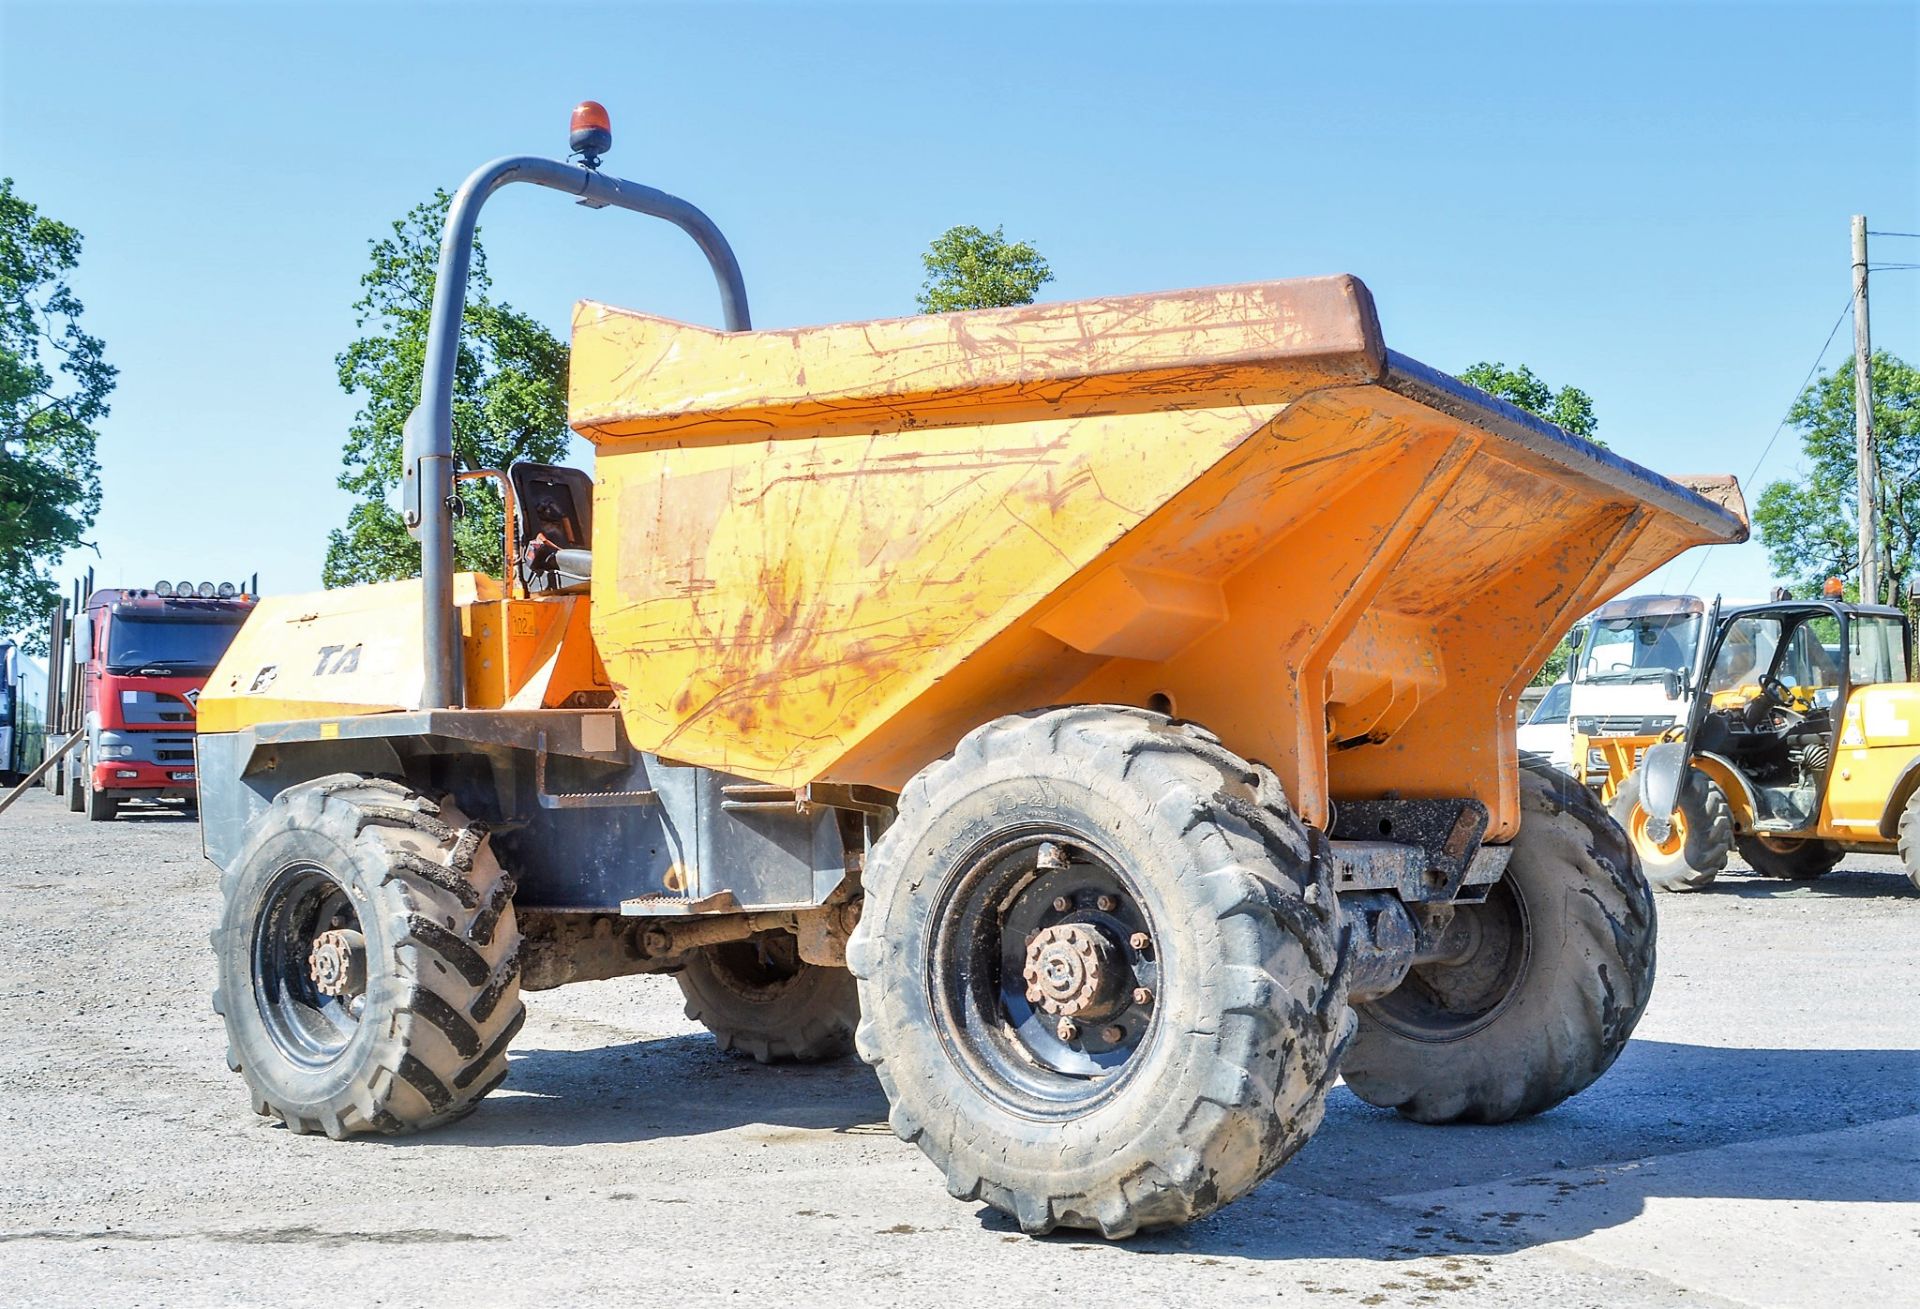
[[915, 225, 1053, 313], [325, 190, 571, 587], [1457, 360, 1602, 447], [1752, 351, 1920, 601], [0, 179, 114, 653]]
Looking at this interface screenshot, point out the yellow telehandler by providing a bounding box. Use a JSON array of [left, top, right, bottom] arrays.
[[1599, 595, 1920, 892]]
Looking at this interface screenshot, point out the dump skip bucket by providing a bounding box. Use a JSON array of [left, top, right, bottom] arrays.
[[570, 276, 1746, 838]]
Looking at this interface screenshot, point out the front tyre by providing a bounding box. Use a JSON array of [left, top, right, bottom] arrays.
[[849, 706, 1351, 1238], [212, 775, 524, 1138], [1610, 767, 1730, 892], [1342, 759, 1656, 1124], [675, 934, 858, 1063], [1736, 834, 1842, 881], [84, 769, 118, 822]]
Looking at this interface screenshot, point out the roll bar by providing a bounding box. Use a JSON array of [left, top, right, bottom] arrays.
[[402, 153, 751, 708]]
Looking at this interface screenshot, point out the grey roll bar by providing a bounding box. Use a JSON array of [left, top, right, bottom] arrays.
[[402, 154, 751, 708]]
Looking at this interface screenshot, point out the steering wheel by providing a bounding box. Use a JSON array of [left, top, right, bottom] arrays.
[[1747, 674, 1803, 728]]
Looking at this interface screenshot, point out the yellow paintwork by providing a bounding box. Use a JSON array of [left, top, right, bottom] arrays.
[[203, 276, 1745, 844], [1821, 682, 1920, 842], [1589, 680, 1920, 848], [200, 574, 603, 732], [569, 277, 1745, 839]]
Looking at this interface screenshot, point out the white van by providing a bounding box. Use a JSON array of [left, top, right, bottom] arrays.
[[1517, 678, 1572, 770]]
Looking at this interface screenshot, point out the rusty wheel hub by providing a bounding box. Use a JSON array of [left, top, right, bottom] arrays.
[[308, 928, 367, 999], [1022, 923, 1122, 1019]]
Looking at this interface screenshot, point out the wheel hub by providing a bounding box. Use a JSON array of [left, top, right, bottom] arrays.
[[308, 929, 367, 998], [1022, 922, 1122, 1019]]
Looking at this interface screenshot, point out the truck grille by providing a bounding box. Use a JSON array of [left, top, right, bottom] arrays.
[[1574, 714, 1674, 736]]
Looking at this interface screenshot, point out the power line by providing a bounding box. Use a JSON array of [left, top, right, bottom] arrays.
[[1867, 230, 1920, 239], [1676, 294, 1857, 595]]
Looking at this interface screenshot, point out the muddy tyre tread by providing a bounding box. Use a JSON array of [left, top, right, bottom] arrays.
[[1736, 833, 1843, 882], [1610, 767, 1730, 892], [212, 774, 524, 1138], [676, 942, 858, 1064], [1343, 758, 1656, 1124], [848, 705, 1353, 1238]]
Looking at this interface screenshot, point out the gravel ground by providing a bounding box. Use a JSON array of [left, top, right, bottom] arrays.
[[1, 787, 1915, 1307]]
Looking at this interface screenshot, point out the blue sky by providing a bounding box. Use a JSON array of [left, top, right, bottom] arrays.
[[2, 1, 1915, 622]]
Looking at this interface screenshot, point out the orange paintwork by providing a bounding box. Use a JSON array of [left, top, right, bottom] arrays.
[[569, 276, 1747, 840], [200, 574, 605, 731]]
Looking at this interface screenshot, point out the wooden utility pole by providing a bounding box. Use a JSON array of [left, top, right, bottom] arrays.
[[1853, 215, 1879, 604]]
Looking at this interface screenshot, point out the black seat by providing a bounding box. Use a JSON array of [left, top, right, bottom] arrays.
[[509, 462, 595, 594]]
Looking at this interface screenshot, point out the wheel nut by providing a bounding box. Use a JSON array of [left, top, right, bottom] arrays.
[[1132, 986, 1154, 1006], [1128, 931, 1151, 953], [1055, 1018, 1078, 1041], [1051, 895, 1072, 913], [1095, 894, 1118, 913], [1101, 1025, 1125, 1043]]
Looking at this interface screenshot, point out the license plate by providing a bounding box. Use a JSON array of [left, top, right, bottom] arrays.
[[170, 771, 194, 781]]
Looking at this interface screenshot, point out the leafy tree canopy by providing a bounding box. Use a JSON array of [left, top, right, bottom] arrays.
[[0, 178, 114, 653], [1457, 360, 1602, 447], [325, 189, 570, 587], [916, 225, 1053, 313], [1752, 351, 1920, 602]]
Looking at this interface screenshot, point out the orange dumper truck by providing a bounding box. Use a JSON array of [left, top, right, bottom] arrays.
[[193, 104, 1747, 1237]]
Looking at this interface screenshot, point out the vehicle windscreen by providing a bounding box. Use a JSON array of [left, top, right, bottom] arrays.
[[1706, 614, 1843, 696], [1849, 616, 1910, 686], [1574, 612, 1699, 683], [1528, 681, 1570, 725], [105, 615, 247, 674]]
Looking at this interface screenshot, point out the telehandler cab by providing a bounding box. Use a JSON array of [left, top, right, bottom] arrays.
[[197, 104, 1749, 1236], [1600, 596, 1920, 892]]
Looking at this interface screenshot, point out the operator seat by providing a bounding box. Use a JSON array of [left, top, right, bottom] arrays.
[[511, 462, 594, 595]]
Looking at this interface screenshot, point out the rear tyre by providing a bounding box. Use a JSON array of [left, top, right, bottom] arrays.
[[1894, 794, 1920, 893], [212, 775, 523, 1138], [1609, 767, 1730, 892], [849, 706, 1352, 1237], [1736, 834, 1842, 881], [675, 934, 858, 1063], [1342, 759, 1656, 1124]]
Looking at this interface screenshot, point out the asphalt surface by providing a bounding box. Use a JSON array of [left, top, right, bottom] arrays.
[[1, 786, 1915, 1307]]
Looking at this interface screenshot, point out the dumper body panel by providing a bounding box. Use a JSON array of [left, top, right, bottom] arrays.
[[568, 278, 1747, 840]]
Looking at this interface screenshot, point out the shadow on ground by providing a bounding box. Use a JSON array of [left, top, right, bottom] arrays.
[[1711, 864, 1918, 899], [411, 1029, 1919, 1258]]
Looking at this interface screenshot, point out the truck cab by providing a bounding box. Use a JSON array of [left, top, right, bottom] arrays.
[[73, 584, 255, 819], [1568, 594, 1703, 785]]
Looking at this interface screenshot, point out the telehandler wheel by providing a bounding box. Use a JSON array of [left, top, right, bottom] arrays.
[[1736, 834, 1842, 881], [1609, 767, 1731, 892], [1342, 759, 1656, 1124], [675, 933, 858, 1063], [1896, 794, 1920, 893], [212, 775, 523, 1139], [848, 706, 1352, 1238]]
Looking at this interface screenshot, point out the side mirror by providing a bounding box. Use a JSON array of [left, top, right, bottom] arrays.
[[70, 614, 92, 664], [1637, 741, 1690, 843], [1663, 669, 1685, 701]]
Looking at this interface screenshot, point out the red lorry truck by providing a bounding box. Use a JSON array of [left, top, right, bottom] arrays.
[[68, 580, 255, 820]]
